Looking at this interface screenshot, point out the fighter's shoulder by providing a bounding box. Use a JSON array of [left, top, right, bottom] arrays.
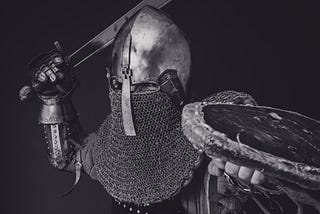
[[202, 90, 257, 106]]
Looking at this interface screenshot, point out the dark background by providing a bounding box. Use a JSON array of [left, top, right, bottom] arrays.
[[3, 0, 320, 213]]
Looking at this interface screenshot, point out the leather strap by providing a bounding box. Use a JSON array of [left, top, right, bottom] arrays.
[[180, 166, 218, 214], [61, 150, 82, 197], [204, 172, 218, 214]]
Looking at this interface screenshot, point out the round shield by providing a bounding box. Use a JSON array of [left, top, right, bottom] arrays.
[[182, 101, 320, 190]]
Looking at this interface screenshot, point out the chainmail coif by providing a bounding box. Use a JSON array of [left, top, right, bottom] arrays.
[[93, 89, 201, 205]]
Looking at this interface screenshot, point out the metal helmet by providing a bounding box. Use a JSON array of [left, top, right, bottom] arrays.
[[110, 6, 191, 136]]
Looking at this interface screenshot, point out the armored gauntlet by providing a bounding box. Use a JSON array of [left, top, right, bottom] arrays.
[[29, 49, 85, 171]]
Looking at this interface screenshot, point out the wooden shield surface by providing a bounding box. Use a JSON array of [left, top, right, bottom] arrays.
[[182, 102, 320, 190]]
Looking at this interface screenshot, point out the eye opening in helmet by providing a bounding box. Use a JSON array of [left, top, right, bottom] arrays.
[[109, 76, 159, 93]]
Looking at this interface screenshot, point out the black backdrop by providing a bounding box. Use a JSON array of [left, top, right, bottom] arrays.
[[3, 0, 320, 213]]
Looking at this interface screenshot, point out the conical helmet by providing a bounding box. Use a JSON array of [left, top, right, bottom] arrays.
[[110, 6, 191, 136]]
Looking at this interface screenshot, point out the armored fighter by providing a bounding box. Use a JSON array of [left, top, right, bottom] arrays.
[[20, 5, 320, 214]]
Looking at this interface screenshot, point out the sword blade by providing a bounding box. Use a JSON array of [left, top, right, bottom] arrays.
[[70, 0, 173, 68]]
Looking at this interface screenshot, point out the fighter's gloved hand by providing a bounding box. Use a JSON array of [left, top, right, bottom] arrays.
[[204, 91, 265, 184], [29, 50, 75, 99], [208, 158, 265, 184]]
